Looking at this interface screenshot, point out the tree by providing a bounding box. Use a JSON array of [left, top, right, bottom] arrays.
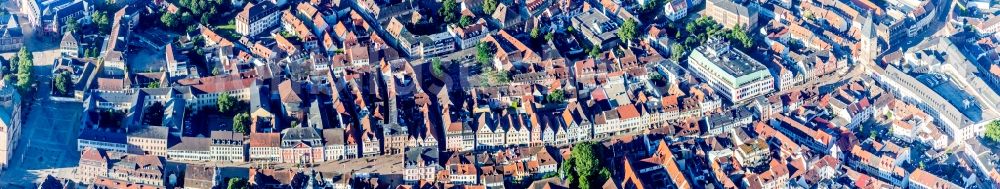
[[483, 0, 498, 14], [617, 19, 638, 45], [491, 69, 510, 84], [564, 142, 610, 189], [40, 175, 62, 189], [64, 18, 79, 33], [542, 172, 558, 179], [431, 58, 446, 77], [180, 12, 194, 28], [9, 56, 18, 73], [233, 112, 250, 135], [685, 16, 723, 44], [0, 58, 8, 75], [671, 44, 686, 61], [530, 27, 541, 39], [476, 42, 494, 66], [561, 158, 576, 185], [54, 71, 73, 96], [545, 32, 555, 42], [143, 102, 165, 126], [986, 120, 1000, 142], [439, 0, 459, 23], [15, 47, 33, 92], [160, 12, 179, 29], [147, 82, 160, 88], [589, 46, 601, 58], [650, 73, 664, 81], [643, 0, 667, 11], [92, 11, 110, 34], [200, 6, 218, 25], [227, 178, 248, 189], [217, 92, 235, 114], [546, 89, 565, 103], [727, 26, 753, 49], [459, 15, 472, 27], [290, 173, 310, 188]]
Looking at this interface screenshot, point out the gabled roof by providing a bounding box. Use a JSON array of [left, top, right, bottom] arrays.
[[168, 136, 211, 151], [278, 80, 303, 103], [128, 126, 169, 139], [81, 147, 108, 162], [281, 127, 321, 141], [60, 31, 77, 46], [322, 128, 345, 145], [249, 132, 281, 147]]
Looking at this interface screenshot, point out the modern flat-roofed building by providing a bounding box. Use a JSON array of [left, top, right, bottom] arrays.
[[571, 9, 619, 49], [687, 39, 773, 103]]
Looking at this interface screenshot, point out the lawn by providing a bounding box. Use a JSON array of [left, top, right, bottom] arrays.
[[213, 24, 242, 39], [215, 24, 236, 30]]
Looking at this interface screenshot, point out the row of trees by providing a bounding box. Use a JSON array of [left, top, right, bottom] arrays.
[[617, 19, 639, 45], [92, 10, 111, 35], [160, 0, 234, 32], [431, 58, 446, 78], [53, 71, 73, 97], [219, 92, 253, 135], [473, 42, 511, 86], [439, 0, 496, 26], [530, 27, 557, 43], [439, 0, 461, 24], [670, 16, 756, 60], [12, 47, 34, 93]]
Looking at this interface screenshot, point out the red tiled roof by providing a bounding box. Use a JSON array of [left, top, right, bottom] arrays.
[[616, 104, 640, 120], [249, 133, 280, 147]]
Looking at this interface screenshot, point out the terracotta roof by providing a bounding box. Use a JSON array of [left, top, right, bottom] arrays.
[[249, 133, 280, 147], [91, 178, 164, 189], [200, 25, 233, 47], [96, 78, 124, 91], [908, 169, 962, 189], [990, 64, 1000, 78], [616, 104, 640, 120], [81, 147, 107, 162], [188, 77, 254, 94], [250, 168, 300, 185], [278, 80, 303, 103]]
